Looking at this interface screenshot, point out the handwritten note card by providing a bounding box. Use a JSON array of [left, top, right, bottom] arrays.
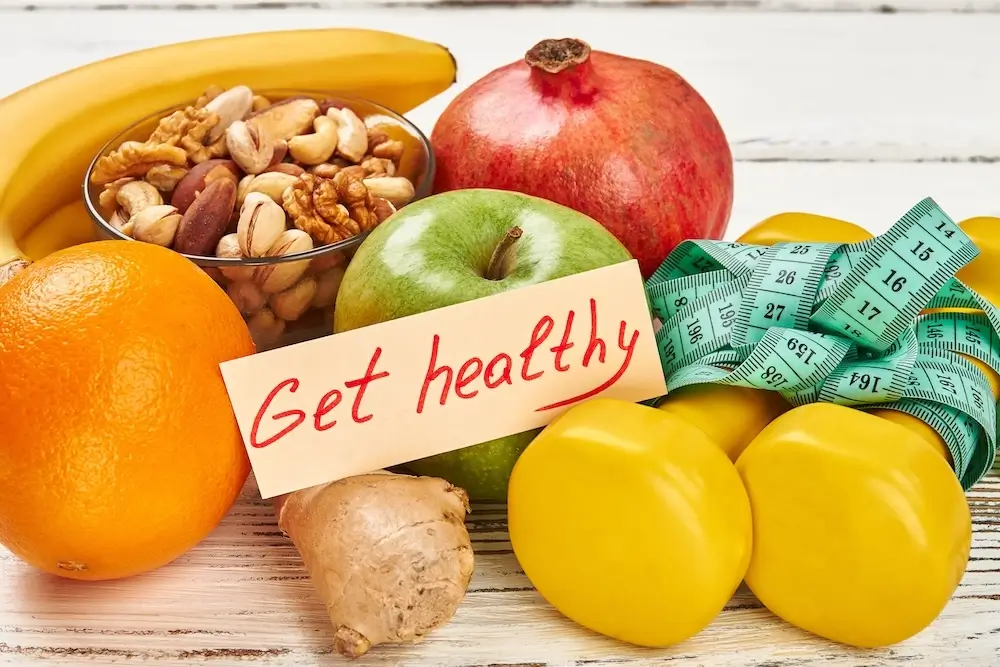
[[220, 260, 666, 499]]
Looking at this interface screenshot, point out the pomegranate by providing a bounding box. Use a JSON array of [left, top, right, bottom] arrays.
[[430, 38, 734, 278]]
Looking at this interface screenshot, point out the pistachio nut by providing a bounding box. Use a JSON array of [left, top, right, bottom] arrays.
[[216, 233, 255, 282], [130, 205, 181, 247], [270, 276, 318, 322], [204, 85, 254, 143], [362, 177, 415, 209], [253, 228, 314, 294], [226, 120, 274, 175], [311, 266, 345, 309], [238, 192, 287, 257], [247, 307, 286, 351], [246, 171, 299, 203], [227, 280, 267, 316]]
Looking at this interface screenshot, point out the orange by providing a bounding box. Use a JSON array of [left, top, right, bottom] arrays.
[[0, 240, 255, 580]]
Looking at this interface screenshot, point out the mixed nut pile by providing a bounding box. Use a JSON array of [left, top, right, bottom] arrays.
[[89, 84, 419, 348]]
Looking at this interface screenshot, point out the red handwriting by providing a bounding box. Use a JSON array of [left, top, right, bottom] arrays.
[[416, 298, 640, 414], [249, 347, 390, 448], [246, 296, 644, 450], [535, 320, 639, 411]]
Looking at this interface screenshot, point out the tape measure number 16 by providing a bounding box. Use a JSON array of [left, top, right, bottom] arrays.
[[644, 197, 999, 491]]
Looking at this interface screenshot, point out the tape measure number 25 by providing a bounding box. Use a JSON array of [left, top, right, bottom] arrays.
[[644, 198, 999, 491]]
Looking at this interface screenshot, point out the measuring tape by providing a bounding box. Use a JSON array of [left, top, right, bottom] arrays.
[[644, 197, 998, 491]]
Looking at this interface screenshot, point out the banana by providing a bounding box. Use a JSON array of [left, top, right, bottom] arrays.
[[0, 28, 456, 280]]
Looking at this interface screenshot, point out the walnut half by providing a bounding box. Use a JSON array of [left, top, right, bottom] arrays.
[[282, 172, 380, 245]]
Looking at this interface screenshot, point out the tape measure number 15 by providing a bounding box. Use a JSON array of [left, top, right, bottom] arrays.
[[644, 198, 999, 491]]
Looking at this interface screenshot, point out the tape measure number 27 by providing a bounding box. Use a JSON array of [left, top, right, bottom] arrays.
[[644, 198, 999, 491]]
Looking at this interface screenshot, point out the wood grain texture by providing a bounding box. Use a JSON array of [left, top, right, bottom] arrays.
[[0, 10, 997, 162], [3, 468, 999, 666]]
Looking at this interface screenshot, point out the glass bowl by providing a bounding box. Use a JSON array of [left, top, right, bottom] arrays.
[[83, 89, 434, 351]]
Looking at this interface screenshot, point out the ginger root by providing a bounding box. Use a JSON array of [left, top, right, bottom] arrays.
[[274, 471, 475, 659]]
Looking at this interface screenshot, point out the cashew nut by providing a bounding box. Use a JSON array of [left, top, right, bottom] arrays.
[[327, 107, 368, 163], [288, 116, 339, 166], [116, 180, 163, 218]]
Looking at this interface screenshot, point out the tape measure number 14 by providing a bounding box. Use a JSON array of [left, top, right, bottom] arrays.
[[644, 198, 999, 491]]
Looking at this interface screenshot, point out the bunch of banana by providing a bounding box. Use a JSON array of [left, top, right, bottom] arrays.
[[0, 28, 456, 284]]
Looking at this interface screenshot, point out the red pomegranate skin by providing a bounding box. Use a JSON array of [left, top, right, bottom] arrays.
[[430, 40, 734, 279]]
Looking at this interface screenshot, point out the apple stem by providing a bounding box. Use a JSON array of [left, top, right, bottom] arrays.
[[485, 226, 523, 281]]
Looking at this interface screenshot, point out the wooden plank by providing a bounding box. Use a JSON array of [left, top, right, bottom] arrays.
[[0, 10, 997, 162], [2, 161, 1000, 665], [2, 477, 998, 666], [7, 0, 1000, 14]]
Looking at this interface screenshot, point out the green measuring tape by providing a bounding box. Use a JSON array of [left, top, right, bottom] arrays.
[[644, 197, 999, 491]]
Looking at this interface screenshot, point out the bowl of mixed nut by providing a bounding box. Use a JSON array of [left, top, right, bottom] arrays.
[[83, 85, 433, 350]]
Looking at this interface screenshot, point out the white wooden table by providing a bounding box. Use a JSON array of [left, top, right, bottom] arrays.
[[1, 1, 999, 665]]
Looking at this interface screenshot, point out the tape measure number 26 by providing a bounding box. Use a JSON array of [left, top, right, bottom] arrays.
[[644, 198, 999, 491]]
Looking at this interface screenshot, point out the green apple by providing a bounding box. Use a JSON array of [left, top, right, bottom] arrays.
[[333, 188, 633, 501]]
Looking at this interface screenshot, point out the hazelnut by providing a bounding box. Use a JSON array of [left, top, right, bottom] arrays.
[[238, 192, 287, 257]]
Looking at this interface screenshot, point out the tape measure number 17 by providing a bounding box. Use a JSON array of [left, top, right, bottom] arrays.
[[643, 197, 999, 491]]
